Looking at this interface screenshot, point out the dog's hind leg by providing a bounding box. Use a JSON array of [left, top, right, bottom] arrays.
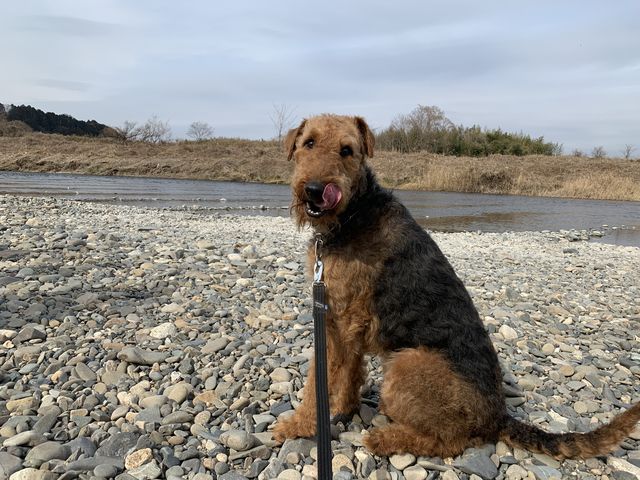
[[363, 347, 492, 457]]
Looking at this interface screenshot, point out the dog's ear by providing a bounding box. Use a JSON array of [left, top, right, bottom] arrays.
[[354, 116, 375, 158], [284, 119, 306, 161]]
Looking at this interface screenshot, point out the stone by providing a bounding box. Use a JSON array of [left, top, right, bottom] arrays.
[[389, 453, 416, 470], [6, 397, 36, 413], [505, 464, 528, 480], [219, 430, 255, 451], [67, 456, 125, 472], [94, 464, 120, 478], [403, 465, 428, 480], [441, 472, 460, 480], [117, 347, 169, 365], [165, 382, 193, 403], [13, 326, 46, 344], [332, 453, 355, 473], [2, 431, 45, 447], [162, 411, 194, 424], [524, 465, 562, 480], [608, 458, 640, 479], [127, 459, 162, 479], [558, 364, 575, 377], [269, 367, 292, 383], [277, 438, 316, 461], [95, 432, 140, 457], [7, 469, 57, 480], [0, 452, 22, 480], [276, 470, 301, 480], [76, 292, 99, 305], [196, 240, 216, 250], [149, 322, 177, 339], [161, 303, 185, 314], [453, 448, 498, 479], [541, 343, 554, 355], [219, 472, 250, 480], [202, 337, 229, 354], [499, 325, 518, 341], [74, 362, 97, 382], [125, 448, 154, 470], [23, 441, 70, 467]]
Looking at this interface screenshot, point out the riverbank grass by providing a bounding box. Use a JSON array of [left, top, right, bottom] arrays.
[[0, 133, 638, 201]]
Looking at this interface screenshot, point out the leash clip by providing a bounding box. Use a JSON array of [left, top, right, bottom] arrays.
[[313, 259, 324, 284], [313, 234, 324, 284]]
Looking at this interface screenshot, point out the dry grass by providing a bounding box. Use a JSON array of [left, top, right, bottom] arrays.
[[1, 133, 639, 201]]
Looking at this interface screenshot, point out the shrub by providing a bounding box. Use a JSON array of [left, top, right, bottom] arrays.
[[376, 105, 560, 156]]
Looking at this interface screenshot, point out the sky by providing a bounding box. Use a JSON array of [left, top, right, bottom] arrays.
[[2, 1, 639, 155]]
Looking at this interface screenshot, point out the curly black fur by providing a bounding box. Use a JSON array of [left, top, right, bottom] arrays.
[[323, 166, 504, 400]]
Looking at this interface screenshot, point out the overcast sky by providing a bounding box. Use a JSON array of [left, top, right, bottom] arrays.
[[2, 1, 639, 154]]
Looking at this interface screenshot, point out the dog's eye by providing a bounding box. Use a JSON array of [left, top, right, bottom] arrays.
[[340, 146, 353, 158], [303, 139, 314, 149]]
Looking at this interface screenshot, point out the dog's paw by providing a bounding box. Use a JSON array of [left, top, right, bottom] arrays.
[[363, 428, 392, 456], [273, 415, 316, 443]]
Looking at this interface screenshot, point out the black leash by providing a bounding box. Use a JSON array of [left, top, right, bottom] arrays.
[[312, 234, 332, 479]]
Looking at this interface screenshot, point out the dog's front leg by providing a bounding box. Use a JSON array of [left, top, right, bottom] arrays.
[[273, 330, 365, 442], [272, 356, 320, 441]]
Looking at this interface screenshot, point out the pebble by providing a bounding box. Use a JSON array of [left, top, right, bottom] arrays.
[[6, 469, 58, 480], [127, 459, 163, 479], [0, 196, 638, 480], [0, 452, 22, 479], [125, 448, 154, 469], [220, 430, 256, 451], [453, 448, 498, 479], [608, 458, 640, 478], [389, 453, 416, 470], [23, 441, 70, 467], [403, 465, 428, 480], [117, 346, 169, 365], [499, 324, 519, 341]]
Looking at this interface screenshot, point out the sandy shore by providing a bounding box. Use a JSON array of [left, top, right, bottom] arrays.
[[0, 195, 639, 480]]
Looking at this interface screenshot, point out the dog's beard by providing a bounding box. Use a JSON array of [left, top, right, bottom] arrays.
[[291, 189, 342, 232]]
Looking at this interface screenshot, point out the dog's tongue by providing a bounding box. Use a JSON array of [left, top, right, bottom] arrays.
[[318, 183, 342, 210]]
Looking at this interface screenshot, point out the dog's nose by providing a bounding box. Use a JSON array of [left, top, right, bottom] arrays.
[[304, 181, 325, 203]]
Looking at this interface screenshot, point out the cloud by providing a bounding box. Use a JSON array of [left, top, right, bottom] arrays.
[[16, 15, 118, 37], [1, 0, 638, 151], [34, 79, 91, 92]]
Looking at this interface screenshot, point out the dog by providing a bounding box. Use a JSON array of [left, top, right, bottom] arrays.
[[273, 114, 640, 459]]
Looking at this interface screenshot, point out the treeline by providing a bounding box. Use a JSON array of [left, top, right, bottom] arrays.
[[4, 104, 109, 137], [375, 105, 562, 156]]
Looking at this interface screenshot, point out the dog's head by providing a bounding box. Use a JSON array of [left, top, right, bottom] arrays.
[[287, 114, 375, 230]]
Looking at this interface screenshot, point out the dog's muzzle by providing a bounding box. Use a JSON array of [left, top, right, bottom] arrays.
[[304, 182, 342, 217]]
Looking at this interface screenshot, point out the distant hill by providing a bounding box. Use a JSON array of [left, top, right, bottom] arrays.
[[3, 104, 111, 137]]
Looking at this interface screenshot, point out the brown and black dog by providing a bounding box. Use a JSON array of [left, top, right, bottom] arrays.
[[273, 114, 640, 459]]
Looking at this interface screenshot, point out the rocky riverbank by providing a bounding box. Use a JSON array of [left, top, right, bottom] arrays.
[[1, 195, 639, 480]]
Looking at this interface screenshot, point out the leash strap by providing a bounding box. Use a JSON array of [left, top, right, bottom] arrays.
[[313, 235, 332, 479]]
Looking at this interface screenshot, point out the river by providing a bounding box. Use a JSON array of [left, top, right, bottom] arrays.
[[1, 171, 638, 247]]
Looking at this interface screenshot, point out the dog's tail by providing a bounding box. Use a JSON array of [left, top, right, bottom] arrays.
[[499, 402, 640, 459]]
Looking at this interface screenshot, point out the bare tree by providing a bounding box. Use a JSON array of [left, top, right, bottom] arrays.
[[389, 105, 455, 152], [591, 146, 606, 159], [571, 149, 584, 157], [622, 144, 636, 160], [138, 116, 172, 144], [270, 104, 296, 143], [114, 120, 140, 143], [187, 121, 214, 141]]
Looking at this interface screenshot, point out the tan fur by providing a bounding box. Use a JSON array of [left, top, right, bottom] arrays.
[[365, 348, 493, 457]]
